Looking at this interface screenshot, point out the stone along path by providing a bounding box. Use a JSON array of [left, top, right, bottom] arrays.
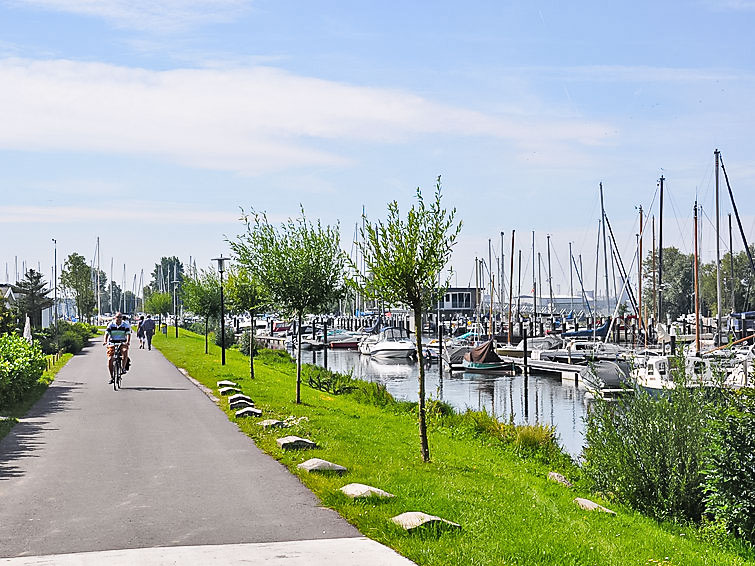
[[0, 340, 413, 565]]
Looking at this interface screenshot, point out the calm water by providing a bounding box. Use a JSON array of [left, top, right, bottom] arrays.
[[300, 348, 589, 457]]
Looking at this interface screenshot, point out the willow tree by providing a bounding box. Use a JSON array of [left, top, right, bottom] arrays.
[[231, 208, 345, 403], [225, 265, 269, 378], [352, 177, 461, 462]]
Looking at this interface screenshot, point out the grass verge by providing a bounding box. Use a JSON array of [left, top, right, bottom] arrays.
[[154, 330, 755, 566], [0, 352, 73, 441]]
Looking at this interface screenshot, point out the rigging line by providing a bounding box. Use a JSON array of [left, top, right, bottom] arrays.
[[663, 180, 693, 255], [700, 207, 732, 254]]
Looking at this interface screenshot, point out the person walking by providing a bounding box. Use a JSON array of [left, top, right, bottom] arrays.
[[136, 315, 146, 349], [142, 314, 156, 350]]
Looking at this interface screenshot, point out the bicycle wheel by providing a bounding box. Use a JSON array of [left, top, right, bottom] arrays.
[[116, 363, 122, 389], [113, 360, 120, 390]]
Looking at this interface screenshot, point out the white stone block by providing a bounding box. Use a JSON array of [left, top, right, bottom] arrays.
[[573, 497, 616, 515], [391, 511, 460, 532], [298, 458, 347, 475], [235, 407, 263, 418], [276, 436, 317, 450], [340, 483, 394, 499]]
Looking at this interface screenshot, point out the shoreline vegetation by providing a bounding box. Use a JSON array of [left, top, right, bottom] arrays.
[[154, 329, 755, 566], [0, 351, 73, 440]]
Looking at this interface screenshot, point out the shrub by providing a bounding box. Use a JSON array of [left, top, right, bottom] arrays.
[[212, 324, 236, 347], [237, 330, 259, 357], [305, 364, 356, 395], [0, 333, 47, 408], [704, 388, 755, 543], [58, 330, 85, 354], [581, 359, 719, 522], [349, 381, 396, 408]]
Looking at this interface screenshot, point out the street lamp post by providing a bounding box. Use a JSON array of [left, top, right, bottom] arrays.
[[212, 255, 229, 365], [52, 238, 57, 349], [172, 279, 180, 338]]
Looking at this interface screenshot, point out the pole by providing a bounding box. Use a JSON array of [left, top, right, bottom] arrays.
[[532, 231, 537, 322], [547, 234, 554, 325], [694, 202, 701, 354], [715, 150, 723, 342], [508, 230, 515, 345], [212, 255, 228, 366], [569, 242, 574, 317], [729, 213, 736, 313], [658, 176, 665, 324], [52, 239, 57, 346], [600, 183, 611, 315], [638, 206, 644, 343]]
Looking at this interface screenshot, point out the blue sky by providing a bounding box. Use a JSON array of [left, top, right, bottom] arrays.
[[2, 0, 754, 300]]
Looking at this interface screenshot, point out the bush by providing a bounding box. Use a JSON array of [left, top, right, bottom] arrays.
[[581, 359, 720, 522], [0, 333, 47, 408], [305, 364, 356, 395], [212, 324, 236, 347], [237, 330, 259, 357], [58, 330, 85, 354], [704, 388, 755, 543]]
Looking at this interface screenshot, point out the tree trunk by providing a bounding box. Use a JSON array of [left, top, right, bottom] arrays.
[[296, 312, 303, 403], [250, 313, 256, 379], [205, 316, 209, 354], [414, 308, 430, 462]]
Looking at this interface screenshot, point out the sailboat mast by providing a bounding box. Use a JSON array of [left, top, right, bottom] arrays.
[[531, 232, 537, 322], [508, 230, 515, 345], [729, 213, 736, 313], [600, 183, 610, 315], [638, 206, 644, 340], [569, 242, 574, 316], [658, 176, 665, 324], [547, 234, 554, 324], [694, 201, 701, 354], [715, 149, 723, 342], [489, 239, 493, 339]]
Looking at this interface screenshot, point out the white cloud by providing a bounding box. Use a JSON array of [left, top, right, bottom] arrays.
[[0, 202, 238, 223], [13, 0, 251, 32], [0, 58, 614, 175]]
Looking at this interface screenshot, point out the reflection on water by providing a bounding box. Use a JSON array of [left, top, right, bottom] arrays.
[[303, 348, 588, 457]]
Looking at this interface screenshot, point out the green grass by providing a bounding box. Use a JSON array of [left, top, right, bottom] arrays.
[[154, 329, 755, 566], [0, 352, 73, 440]]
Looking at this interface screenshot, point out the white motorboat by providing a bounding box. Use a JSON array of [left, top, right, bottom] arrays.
[[359, 326, 416, 359]]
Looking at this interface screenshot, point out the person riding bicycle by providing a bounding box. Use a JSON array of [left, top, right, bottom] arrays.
[[104, 312, 131, 383]]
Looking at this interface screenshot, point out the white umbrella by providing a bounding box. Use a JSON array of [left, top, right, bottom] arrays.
[[23, 315, 32, 344]]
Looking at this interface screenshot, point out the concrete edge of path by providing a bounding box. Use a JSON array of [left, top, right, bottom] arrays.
[[0, 537, 416, 565]]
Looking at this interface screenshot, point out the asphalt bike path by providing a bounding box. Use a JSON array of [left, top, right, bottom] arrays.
[[0, 340, 414, 565]]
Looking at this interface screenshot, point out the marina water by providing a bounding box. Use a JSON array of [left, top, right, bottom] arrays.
[[301, 348, 589, 457]]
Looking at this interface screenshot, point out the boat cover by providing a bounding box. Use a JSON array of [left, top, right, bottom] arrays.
[[463, 340, 503, 363], [562, 317, 611, 338]]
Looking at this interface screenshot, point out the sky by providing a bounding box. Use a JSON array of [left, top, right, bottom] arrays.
[[2, 0, 755, 301]]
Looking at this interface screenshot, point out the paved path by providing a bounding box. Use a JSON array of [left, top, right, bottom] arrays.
[[0, 340, 413, 564]]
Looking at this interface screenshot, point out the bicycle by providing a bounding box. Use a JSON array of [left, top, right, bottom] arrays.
[[112, 345, 124, 390]]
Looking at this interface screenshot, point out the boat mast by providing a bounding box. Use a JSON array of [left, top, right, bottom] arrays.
[[652, 215, 657, 322], [569, 242, 574, 317], [531, 231, 537, 324], [600, 183, 610, 316], [489, 238, 493, 339], [658, 176, 665, 325], [694, 201, 701, 354], [508, 230, 515, 345], [715, 150, 723, 342], [638, 206, 644, 345], [729, 213, 736, 313], [537, 252, 543, 331], [517, 249, 522, 318], [547, 235, 554, 327], [500, 231, 505, 324]]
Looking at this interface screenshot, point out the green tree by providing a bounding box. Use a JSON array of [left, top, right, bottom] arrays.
[[14, 269, 53, 329], [150, 256, 184, 293], [0, 296, 18, 335], [225, 266, 269, 378], [144, 291, 173, 332], [181, 271, 221, 354], [60, 253, 95, 323], [351, 177, 461, 462], [231, 207, 345, 403]]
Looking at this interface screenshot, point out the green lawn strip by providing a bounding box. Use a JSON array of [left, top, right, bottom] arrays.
[[154, 330, 755, 566], [0, 352, 74, 441]]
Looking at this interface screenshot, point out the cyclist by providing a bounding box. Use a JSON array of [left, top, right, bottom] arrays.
[[104, 312, 131, 383]]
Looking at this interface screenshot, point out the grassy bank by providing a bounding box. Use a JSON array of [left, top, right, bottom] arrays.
[[0, 352, 73, 440], [154, 329, 755, 566]]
